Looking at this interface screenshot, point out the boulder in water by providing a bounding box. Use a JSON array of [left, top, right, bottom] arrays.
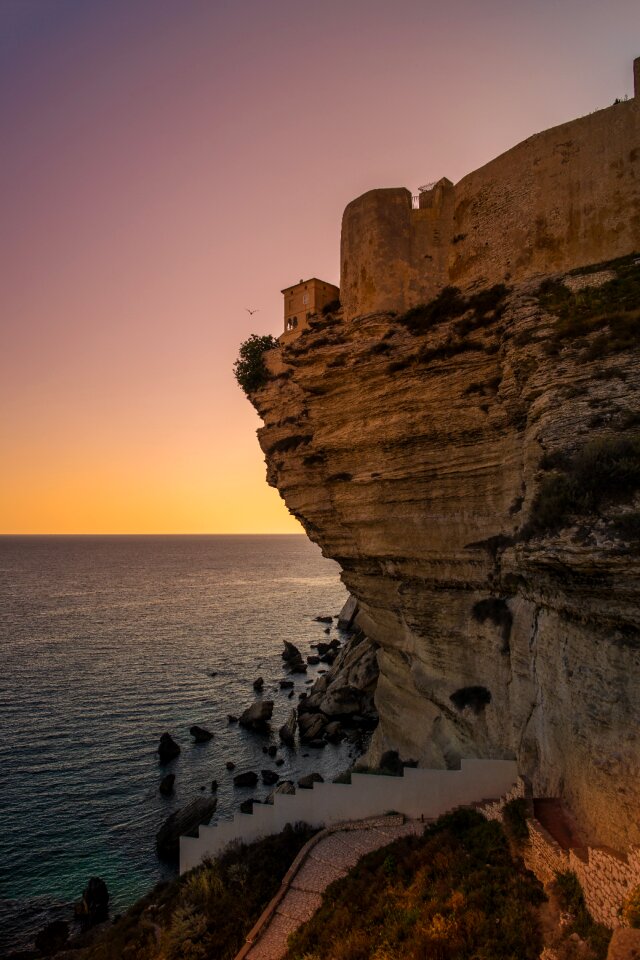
[[282, 641, 307, 673], [156, 797, 216, 861], [233, 770, 258, 787], [189, 725, 213, 743], [298, 772, 324, 790], [75, 876, 109, 926], [158, 732, 180, 764], [239, 699, 273, 731], [159, 773, 175, 796], [261, 769, 279, 785], [253, 676, 264, 691], [279, 708, 297, 747]]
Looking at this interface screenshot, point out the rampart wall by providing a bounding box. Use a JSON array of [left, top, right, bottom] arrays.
[[340, 58, 640, 319], [483, 783, 640, 929]]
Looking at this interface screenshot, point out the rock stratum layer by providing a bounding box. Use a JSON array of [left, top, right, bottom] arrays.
[[252, 266, 640, 851]]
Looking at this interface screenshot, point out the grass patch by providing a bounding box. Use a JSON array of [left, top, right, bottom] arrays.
[[73, 824, 315, 960], [538, 257, 640, 358], [623, 884, 640, 928], [321, 298, 341, 315], [554, 870, 611, 959], [285, 808, 545, 960], [522, 434, 640, 537], [398, 284, 508, 336], [502, 798, 530, 844]]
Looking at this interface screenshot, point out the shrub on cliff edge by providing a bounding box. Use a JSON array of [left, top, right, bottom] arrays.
[[623, 884, 640, 927], [69, 824, 315, 960], [234, 333, 278, 394], [554, 870, 611, 959], [285, 808, 545, 960], [522, 433, 640, 538]]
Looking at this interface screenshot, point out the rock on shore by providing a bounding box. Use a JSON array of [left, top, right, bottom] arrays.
[[158, 732, 180, 764], [156, 797, 216, 860], [239, 700, 273, 731]]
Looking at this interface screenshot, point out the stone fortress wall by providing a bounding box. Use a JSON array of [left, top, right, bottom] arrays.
[[483, 781, 640, 930], [340, 57, 640, 320]]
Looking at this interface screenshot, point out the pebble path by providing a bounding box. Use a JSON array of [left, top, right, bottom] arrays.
[[242, 815, 426, 960]]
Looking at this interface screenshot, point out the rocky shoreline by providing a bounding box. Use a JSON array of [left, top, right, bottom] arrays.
[[153, 596, 379, 861], [13, 597, 379, 959]]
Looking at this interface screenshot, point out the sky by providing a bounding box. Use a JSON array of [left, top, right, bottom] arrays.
[[1, 0, 638, 533]]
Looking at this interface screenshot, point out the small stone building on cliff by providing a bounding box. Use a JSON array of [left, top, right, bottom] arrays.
[[281, 278, 340, 342]]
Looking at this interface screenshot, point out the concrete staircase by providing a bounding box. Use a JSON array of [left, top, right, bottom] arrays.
[[180, 758, 518, 874]]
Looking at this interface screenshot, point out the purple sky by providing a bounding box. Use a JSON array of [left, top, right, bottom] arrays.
[[1, 0, 638, 532]]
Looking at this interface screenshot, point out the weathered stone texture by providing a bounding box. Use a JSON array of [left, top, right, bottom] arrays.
[[253, 275, 640, 853], [451, 97, 640, 290]]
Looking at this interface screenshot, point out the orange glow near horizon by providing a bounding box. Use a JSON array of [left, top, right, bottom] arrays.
[[1, 0, 638, 533]]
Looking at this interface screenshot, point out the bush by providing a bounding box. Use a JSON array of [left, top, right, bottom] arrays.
[[554, 870, 611, 959], [322, 298, 341, 315], [233, 333, 278, 394], [72, 824, 315, 960], [397, 283, 508, 336], [522, 433, 640, 537], [285, 808, 545, 960], [502, 798, 530, 844], [623, 884, 640, 927], [538, 257, 640, 358]]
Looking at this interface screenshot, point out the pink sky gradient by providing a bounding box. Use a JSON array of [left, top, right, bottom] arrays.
[[1, 0, 638, 532]]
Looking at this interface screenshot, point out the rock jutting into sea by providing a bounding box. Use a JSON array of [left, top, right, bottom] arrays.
[[239, 699, 274, 731], [157, 732, 180, 764], [156, 797, 217, 861]]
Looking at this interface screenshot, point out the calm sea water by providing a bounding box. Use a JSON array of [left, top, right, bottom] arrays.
[[0, 535, 352, 952]]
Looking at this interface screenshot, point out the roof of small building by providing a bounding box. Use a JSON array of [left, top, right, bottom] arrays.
[[281, 277, 340, 294]]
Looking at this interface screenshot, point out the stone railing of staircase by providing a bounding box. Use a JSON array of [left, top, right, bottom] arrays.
[[179, 757, 518, 874]]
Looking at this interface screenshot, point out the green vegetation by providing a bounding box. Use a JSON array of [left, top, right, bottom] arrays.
[[623, 884, 640, 928], [72, 824, 315, 960], [554, 870, 611, 959], [398, 284, 508, 336], [321, 298, 341, 315], [234, 333, 278, 394], [502, 798, 530, 844], [538, 255, 640, 358], [285, 808, 545, 960], [522, 434, 640, 538], [387, 284, 508, 374]]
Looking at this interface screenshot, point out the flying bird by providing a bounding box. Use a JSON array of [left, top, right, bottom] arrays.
[[245, 308, 259, 316]]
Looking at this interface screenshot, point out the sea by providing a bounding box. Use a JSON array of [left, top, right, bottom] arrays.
[[0, 535, 355, 954]]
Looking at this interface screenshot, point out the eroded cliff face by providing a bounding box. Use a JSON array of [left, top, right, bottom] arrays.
[[250, 267, 640, 850]]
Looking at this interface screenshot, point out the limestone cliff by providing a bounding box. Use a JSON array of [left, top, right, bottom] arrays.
[[250, 262, 640, 852]]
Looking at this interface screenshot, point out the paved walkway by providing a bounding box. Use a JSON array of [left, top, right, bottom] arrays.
[[240, 816, 425, 960]]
